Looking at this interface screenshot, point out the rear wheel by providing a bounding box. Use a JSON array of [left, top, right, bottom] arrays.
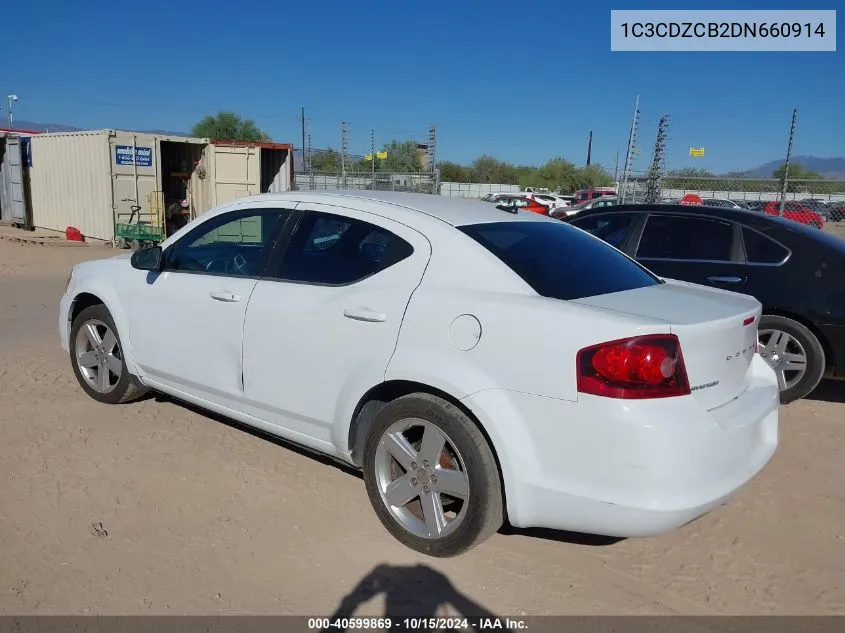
[[758, 315, 825, 404], [69, 304, 148, 404], [362, 393, 503, 558]]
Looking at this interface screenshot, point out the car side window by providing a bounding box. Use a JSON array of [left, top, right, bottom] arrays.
[[163, 209, 290, 277], [742, 227, 790, 264], [272, 211, 414, 285], [570, 213, 637, 250], [637, 215, 734, 261]]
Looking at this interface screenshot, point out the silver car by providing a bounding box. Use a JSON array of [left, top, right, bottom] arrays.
[[550, 196, 617, 219]]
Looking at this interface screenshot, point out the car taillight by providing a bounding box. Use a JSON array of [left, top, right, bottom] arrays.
[[577, 334, 690, 399]]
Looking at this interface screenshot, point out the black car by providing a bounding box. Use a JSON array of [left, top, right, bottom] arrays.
[[566, 203, 845, 403]]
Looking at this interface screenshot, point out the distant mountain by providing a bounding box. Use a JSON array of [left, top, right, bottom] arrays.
[[10, 120, 189, 138], [740, 156, 845, 179]]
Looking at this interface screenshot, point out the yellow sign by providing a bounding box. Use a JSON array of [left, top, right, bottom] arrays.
[[689, 147, 705, 157], [365, 153, 373, 161], [376, 150, 388, 160]]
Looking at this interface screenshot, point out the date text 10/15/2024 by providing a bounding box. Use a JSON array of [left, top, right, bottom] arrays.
[[308, 617, 528, 630]]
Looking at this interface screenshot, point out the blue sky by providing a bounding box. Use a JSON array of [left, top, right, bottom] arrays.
[[2, 0, 841, 173]]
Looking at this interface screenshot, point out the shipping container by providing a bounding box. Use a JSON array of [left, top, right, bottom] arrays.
[[202, 139, 295, 208], [28, 130, 294, 244], [0, 132, 30, 226]]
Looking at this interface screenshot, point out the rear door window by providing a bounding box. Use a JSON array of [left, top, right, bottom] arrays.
[[742, 226, 790, 264], [458, 221, 661, 301], [637, 215, 734, 261], [569, 212, 637, 250]]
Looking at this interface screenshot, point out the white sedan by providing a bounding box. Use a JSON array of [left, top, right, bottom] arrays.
[[59, 191, 779, 557]]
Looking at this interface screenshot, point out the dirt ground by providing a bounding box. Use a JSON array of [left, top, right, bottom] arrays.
[[0, 234, 843, 617]]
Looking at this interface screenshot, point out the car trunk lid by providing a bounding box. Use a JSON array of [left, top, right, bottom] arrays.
[[572, 279, 761, 411]]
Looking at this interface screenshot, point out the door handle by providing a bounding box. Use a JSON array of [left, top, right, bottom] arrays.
[[707, 275, 743, 284], [210, 291, 241, 302], [343, 308, 388, 323]]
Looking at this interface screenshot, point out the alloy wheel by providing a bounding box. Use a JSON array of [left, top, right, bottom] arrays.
[[373, 418, 470, 540], [75, 319, 123, 394], [758, 328, 808, 391]]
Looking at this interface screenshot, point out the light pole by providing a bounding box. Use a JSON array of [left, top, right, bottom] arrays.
[[7, 95, 18, 129]]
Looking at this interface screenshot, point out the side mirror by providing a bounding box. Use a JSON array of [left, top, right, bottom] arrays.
[[131, 246, 163, 272]]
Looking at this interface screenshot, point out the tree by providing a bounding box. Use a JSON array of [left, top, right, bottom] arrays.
[[437, 161, 469, 182], [379, 140, 424, 171], [191, 111, 269, 142], [772, 163, 823, 193], [310, 148, 342, 172]]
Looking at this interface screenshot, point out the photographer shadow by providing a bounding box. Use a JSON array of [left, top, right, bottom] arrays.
[[322, 563, 512, 632]]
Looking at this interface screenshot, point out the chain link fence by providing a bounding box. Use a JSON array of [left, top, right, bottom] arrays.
[[294, 171, 440, 195], [620, 176, 845, 223]]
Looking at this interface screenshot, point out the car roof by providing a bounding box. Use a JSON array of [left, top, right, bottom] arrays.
[[219, 190, 556, 228]]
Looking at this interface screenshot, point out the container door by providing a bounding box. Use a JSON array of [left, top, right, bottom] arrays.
[[1, 137, 27, 223], [109, 134, 160, 234], [210, 144, 260, 206]]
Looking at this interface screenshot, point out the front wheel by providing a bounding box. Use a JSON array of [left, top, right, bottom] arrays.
[[758, 315, 826, 404], [362, 394, 503, 558], [69, 304, 148, 404]]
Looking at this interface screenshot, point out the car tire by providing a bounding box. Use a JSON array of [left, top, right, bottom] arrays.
[[758, 314, 825, 404], [362, 393, 503, 558], [69, 304, 148, 405]]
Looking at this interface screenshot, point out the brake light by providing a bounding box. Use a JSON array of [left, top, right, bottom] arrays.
[[577, 334, 690, 399]]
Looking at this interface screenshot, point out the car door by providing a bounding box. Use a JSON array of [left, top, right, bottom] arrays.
[[737, 224, 792, 304], [632, 213, 748, 290], [128, 205, 294, 405], [240, 203, 432, 444]]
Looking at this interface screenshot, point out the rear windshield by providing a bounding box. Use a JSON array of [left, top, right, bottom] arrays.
[[458, 221, 662, 300]]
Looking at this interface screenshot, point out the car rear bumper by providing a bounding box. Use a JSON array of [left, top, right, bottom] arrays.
[[462, 353, 779, 537]]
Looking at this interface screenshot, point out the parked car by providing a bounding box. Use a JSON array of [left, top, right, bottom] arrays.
[[531, 193, 569, 210], [701, 198, 744, 210], [491, 195, 550, 215], [799, 199, 832, 221], [762, 201, 824, 229], [740, 200, 768, 212], [550, 196, 617, 219], [826, 203, 845, 222], [573, 187, 617, 204], [60, 192, 779, 557], [566, 203, 845, 403]]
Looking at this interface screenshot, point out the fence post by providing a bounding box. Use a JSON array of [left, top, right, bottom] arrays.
[[779, 109, 798, 216]]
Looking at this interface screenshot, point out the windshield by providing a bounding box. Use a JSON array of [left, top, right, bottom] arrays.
[[458, 221, 662, 301]]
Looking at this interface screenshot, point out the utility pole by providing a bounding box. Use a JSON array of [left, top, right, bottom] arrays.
[[644, 113, 670, 205], [300, 107, 306, 174], [427, 125, 438, 194], [613, 149, 620, 182], [427, 125, 437, 171], [371, 129, 376, 181], [340, 121, 349, 188], [307, 133, 314, 190], [586, 130, 593, 167], [779, 109, 798, 216], [7, 95, 18, 129], [620, 95, 640, 203]]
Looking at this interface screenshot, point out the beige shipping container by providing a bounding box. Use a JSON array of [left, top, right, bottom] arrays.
[[197, 140, 295, 215], [28, 130, 294, 242]]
